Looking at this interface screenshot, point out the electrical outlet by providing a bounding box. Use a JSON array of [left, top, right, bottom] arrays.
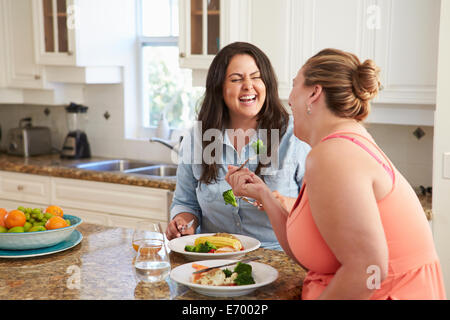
[[444, 152, 450, 179]]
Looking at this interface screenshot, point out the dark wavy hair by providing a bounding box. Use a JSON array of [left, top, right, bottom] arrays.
[[197, 42, 289, 184]]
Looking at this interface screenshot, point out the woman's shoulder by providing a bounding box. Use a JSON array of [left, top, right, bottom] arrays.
[[305, 138, 368, 181]]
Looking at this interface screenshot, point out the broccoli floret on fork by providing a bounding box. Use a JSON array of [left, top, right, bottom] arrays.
[[223, 189, 238, 207]]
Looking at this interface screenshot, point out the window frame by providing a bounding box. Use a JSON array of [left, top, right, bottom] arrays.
[[136, 0, 180, 136]]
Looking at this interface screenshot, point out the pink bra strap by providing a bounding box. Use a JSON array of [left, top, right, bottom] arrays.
[[322, 134, 394, 182]]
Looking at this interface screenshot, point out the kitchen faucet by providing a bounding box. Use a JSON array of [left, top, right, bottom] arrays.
[[149, 136, 183, 154]]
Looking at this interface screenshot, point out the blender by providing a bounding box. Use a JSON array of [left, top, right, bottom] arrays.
[[61, 102, 91, 159]]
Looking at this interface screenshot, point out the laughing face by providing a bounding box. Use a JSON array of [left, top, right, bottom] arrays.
[[222, 54, 266, 124]]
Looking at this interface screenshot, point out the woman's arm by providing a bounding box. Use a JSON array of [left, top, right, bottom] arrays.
[[272, 191, 297, 212], [166, 133, 202, 239], [166, 162, 201, 239], [306, 143, 389, 299], [225, 166, 297, 259]]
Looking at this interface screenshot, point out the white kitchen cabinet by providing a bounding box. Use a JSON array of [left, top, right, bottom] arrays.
[[31, 0, 133, 69], [31, 0, 76, 66], [287, 0, 439, 124], [0, 171, 51, 204], [183, 0, 440, 125], [30, 0, 126, 84], [0, 0, 47, 104], [0, 171, 172, 229], [51, 177, 170, 223], [252, 0, 440, 105], [0, 0, 46, 90], [370, 0, 440, 105], [0, 0, 131, 103], [178, 0, 251, 70]]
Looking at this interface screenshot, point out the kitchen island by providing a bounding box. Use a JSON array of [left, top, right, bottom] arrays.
[[0, 223, 306, 300]]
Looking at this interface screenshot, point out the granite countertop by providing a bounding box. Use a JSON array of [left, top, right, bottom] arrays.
[[0, 223, 306, 300], [419, 194, 432, 221], [0, 153, 177, 191]]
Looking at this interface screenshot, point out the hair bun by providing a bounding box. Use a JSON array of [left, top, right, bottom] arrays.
[[352, 59, 381, 102]]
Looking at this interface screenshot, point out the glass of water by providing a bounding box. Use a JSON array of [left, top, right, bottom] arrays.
[[133, 222, 171, 283]]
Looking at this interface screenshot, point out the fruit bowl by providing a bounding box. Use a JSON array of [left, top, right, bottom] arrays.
[[0, 215, 82, 250]]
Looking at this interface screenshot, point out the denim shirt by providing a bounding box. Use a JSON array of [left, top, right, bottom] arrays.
[[170, 117, 311, 250]]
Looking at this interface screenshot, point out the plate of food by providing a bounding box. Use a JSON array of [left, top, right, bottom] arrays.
[[168, 233, 261, 261], [170, 259, 278, 297]]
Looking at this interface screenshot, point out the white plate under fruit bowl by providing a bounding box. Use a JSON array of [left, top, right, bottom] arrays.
[[170, 259, 278, 297], [168, 233, 261, 261], [0, 214, 82, 250]]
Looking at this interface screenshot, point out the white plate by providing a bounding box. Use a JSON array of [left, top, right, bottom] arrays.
[[170, 259, 278, 297], [168, 233, 261, 261]]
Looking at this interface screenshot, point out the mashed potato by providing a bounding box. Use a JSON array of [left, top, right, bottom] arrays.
[[193, 268, 238, 286]]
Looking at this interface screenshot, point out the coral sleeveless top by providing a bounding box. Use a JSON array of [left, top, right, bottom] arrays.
[[286, 132, 446, 300]]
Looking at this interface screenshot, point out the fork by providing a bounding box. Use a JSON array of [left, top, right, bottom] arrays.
[[239, 196, 263, 208], [192, 256, 261, 274], [235, 155, 257, 172], [178, 219, 194, 234]]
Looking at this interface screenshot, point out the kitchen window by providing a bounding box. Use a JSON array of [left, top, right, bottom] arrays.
[[138, 0, 204, 131]]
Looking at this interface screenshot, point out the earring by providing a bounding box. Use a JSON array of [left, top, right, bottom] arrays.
[[306, 104, 312, 115]]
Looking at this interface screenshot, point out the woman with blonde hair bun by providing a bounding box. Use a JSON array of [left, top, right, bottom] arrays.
[[226, 48, 446, 299]]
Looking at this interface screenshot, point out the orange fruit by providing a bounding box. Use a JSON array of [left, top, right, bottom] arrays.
[[45, 216, 68, 230], [4, 210, 26, 229], [0, 208, 8, 227], [45, 205, 64, 217]]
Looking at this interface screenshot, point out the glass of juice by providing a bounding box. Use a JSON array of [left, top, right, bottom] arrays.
[[132, 221, 164, 252]]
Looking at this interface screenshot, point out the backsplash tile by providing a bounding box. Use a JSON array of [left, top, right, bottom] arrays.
[[365, 123, 433, 188], [0, 104, 67, 152]]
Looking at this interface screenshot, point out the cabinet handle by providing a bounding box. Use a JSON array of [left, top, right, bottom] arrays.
[[17, 185, 24, 191], [179, 52, 186, 58], [34, 75, 41, 80]]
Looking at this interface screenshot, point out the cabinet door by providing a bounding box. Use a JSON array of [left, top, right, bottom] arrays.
[[372, 0, 440, 105], [0, 171, 51, 204], [1, 0, 45, 89], [32, 0, 77, 65], [179, 0, 228, 69]]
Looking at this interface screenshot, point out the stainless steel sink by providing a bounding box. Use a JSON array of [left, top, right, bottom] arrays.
[[70, 160, 157, 172], [128, 165, 177, 177], [67, 160, 177, 177]]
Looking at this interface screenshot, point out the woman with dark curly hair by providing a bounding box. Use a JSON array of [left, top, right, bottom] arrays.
[[166, 42, 310, 249]]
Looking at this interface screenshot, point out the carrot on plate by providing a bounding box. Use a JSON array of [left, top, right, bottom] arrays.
[[192, 263, 209, 271], [191, 264, 210, 282]]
